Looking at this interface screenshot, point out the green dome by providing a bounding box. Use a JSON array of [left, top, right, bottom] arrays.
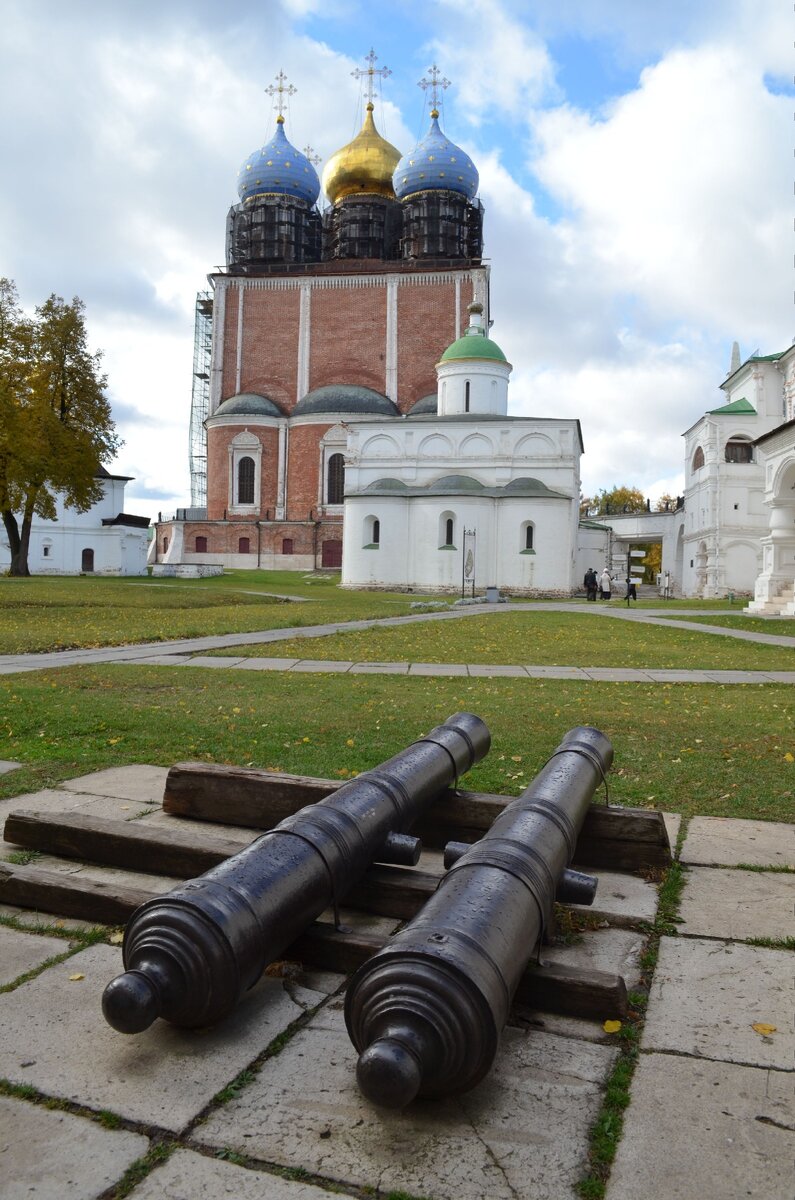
[[215, 392, 283, 417], [439, 327, 508, 364], [293, 385, 399, 417]]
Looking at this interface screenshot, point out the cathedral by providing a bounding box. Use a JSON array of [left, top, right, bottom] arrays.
[[152, 60, 582, 594]]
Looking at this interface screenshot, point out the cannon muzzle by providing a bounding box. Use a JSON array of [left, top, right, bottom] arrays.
[[103, 712, 490, 1033], [345, 725, 612, 1106]]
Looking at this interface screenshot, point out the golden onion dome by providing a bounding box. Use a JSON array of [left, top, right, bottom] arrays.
[[321, 104, 401, 205]]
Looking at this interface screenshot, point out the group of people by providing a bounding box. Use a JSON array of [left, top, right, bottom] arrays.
[[583, 567, 614, 601]]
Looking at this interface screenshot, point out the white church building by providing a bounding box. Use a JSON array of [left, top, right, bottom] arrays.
[[341, 304, 582, 595], [0, 468, 150, 576]]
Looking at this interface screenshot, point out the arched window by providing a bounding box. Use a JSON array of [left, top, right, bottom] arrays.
[[237, 456, 255, 504], [725, 437, 753, 463], [464, 380, 470, 412], [521, 522, 535, 553], [439, 512, 456, 549], [692, 446, 705, 471], [238, 537, 250, 554], [162, 536, 168, 553], [372, 518, 380, 545], [195, 536, 207, 553], [327, 453, 345, 504], [364, 515, 380, 548], [525, 524, 534, 551]]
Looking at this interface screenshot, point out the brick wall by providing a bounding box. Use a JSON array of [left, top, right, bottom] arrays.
[[206, 424, 280, 519], [396, 278, 473, 409]]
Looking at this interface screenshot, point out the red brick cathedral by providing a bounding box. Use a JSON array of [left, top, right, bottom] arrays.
[[155, 61, 489, 571]]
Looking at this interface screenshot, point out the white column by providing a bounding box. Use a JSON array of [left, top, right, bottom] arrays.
[[385, 277, 398, 401], [235, 284, 244, 394], [276, 420, 287, 520], [297, 282, 311, 403]]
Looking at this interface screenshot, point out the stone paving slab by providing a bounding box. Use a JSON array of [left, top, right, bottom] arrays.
[[133, 1149, 352, 1199], [0, 904, 97, 932], [290, 660, 354, 673], [60, 765, 168, 802], [755, 670, 795, 682], [117, 654, 193, 666], [678, 865, 795, 940], [349, 661, 410, 673], [466, 664, 529, 677], [523, 665, 588, 678], [606, 1054, 795, 1200], [643, 937, 794, 1070], [0, 943, 327, 1133], [542, 927, 645, 992], [662, 811, 681, 850], [0, 759, 21, 775], [643, 669, 714, 682], [0, 924, 68, 986], [580, 668, 653, 681], [0, 1094, 149, 1200], [704, 669, 786, 683], [681, 816, 795, 867], [196, 999, 617, 1200], [180, 655, 248, 668], [569, 868, 658, 924], [232, 656, 301, 670], [408, 662, 469, 675]]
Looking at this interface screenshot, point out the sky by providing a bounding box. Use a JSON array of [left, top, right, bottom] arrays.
[[1, 0, 792, 519]]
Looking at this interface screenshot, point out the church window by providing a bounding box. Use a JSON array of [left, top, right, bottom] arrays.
[[364, 515, 380, 548], [439, 512, 456, 549], [465, 380, 470, 413], [195, 536, 208, 553], [238, 537, 250, 553], [237, 456, 255, 504], [725, 438, 753, 463], [282, 538, 294, 554], [163, 536, 168, 552], [692, 446, 705, 471], [327, 453, 345, 505], [521, 522, 535, 554], [42, 543, 51, 558]]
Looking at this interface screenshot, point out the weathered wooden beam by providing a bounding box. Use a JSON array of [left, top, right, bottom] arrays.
[[0, 862, 627, 1018], [163, 762, 671, 868]]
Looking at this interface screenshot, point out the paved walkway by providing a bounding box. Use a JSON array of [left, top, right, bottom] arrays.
[[1, 601, 793, 679], [0, 766, 792, 1199]]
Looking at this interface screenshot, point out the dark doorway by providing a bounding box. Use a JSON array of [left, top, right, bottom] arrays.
[[81, 548, 94, 572], [321, 539, 342, 568]]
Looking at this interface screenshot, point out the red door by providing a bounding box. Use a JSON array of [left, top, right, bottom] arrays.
[[321, 539, 342, 568]]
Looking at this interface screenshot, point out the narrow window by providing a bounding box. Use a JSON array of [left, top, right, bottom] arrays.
[[238, 537, 250, 553], [163, 536, 169, 553], [525, 524, 534, 551], [445, 518, 454, 546], [692, 446, 705, 471], [195, 536, 208, 552], [327, 453, 345, 504], [372, 518, 380, 545], [464, 380, 470, 412], [282, 537, 294, 555], [237, 456, 255, 504], [42, 544, 51, 558]]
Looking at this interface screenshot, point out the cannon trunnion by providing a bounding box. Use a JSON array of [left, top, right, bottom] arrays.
[[344, 725, 613, 1107]]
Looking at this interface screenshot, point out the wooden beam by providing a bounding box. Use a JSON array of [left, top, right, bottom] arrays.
[[163, 762, 671, 868], [0, 862, 626, 1019]]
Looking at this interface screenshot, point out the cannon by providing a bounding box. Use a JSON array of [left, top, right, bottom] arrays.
[[102, 712, 490, 1034], [344, 725, 612, 1107]]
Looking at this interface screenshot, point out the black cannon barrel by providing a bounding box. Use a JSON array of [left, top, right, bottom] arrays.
[[344, 725, 612, 1108], [102, 712, 490, 1034]]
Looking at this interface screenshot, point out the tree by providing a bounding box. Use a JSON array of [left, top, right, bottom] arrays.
[[0, 281, 121, 576], [580, 485, 647, 517]]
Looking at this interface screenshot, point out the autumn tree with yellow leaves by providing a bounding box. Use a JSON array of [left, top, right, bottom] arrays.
[[0, 279, 121, 576]]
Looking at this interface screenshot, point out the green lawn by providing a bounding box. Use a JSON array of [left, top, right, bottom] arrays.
[[0, 572, 418, 654], [1, 665, 793, 823], [661, 613, 795, 635], [208, 611, 795, 671]]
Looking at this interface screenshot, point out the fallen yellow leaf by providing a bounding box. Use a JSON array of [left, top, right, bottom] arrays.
[[68, 973, 85, 982], [603, 1020, 622, 1034], [109, 932, 124, 945], [784, 753, 794, 763], [752, 1023, 777, 1036]]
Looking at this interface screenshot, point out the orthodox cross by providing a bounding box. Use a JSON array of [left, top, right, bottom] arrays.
[[302, 145, 322, 166], [419, 64, 450, 113], [265, 69, 297, 118], [351, 48, 391, 104]]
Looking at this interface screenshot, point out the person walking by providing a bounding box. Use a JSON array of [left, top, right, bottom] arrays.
[[583, 567, 598, 601], [600, 567, 612, 600]]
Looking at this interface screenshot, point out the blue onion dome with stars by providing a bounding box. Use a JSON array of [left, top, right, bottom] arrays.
[[394, 109, 479, 202], [237, 116, 321, 207]]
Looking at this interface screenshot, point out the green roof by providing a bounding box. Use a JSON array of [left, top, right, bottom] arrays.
[[439, 328, 508, 364], [708, 397, 756, 415], [356, 474, 569, 500]]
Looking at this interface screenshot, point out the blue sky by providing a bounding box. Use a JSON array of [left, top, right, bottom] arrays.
[[0, 0, 791, 515]]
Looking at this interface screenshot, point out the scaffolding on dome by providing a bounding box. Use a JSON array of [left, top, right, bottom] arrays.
[[189, 292, 213, 508]]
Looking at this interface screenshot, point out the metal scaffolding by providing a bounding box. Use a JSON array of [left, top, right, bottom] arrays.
[[189, 292, 213, 508]]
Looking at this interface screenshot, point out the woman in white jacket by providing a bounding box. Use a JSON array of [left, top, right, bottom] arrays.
[[600, 568, 613, 600]]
